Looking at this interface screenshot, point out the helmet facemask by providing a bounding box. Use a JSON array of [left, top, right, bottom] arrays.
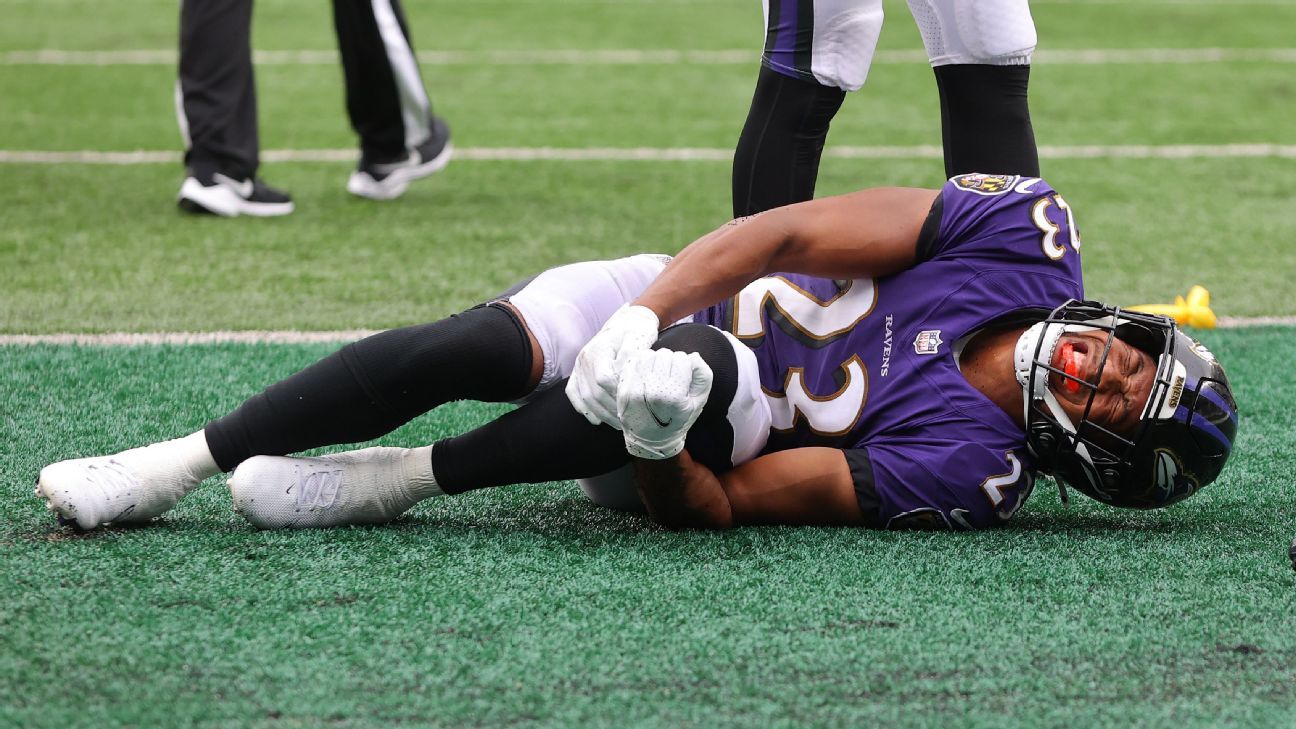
[[1013, 300, 1237, 509]]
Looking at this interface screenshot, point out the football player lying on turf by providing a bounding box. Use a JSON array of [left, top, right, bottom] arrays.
[[35, 173, 1238, 531]]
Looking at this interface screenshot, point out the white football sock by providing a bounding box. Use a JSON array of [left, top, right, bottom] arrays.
[[405, 444, 443, 500], [176, 430, 222, 482]]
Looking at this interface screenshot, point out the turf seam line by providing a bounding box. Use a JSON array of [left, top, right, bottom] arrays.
[[3, 47, 1296, 66], [2, 317, 1292, 345], [0, 331, 386, 345], [3, 145, 1296, 165]]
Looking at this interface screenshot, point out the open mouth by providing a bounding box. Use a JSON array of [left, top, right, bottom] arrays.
[[1052, 338, 1093, 394]]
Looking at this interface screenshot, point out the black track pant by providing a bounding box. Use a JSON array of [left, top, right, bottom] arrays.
[[177, 0, 434, 178]]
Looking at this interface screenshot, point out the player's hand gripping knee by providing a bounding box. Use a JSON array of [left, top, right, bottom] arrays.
[[616, 348, 713, 460], [566, 304, 661, 427]]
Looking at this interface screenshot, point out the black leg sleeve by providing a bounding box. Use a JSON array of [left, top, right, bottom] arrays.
[[732, 66, 847, 218], [934, 64, 1040, 178], [432, 324, 742, 493], [204, 305, 533, 471], [178, 0, 259, 179], [432, 383, 630, 493], [331, 0, 432, 162]]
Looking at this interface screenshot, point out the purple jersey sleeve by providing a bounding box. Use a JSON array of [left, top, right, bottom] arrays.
[[851, 439, 1036, 530]]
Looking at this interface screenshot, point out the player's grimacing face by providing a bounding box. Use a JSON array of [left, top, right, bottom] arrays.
[[1049, 331, 1157, 437]]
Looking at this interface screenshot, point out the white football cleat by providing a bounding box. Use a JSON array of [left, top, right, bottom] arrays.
[[229, 446, 440, 529], [35, 440, 210, 530]]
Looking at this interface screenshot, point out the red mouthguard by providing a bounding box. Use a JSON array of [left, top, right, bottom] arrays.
[[1060, 342, 1081, 393]]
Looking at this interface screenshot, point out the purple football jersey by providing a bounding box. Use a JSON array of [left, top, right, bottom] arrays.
[[696, 174, 1084, 529]]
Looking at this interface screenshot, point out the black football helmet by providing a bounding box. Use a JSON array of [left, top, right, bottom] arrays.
[[1013, 300, 1238, 509]]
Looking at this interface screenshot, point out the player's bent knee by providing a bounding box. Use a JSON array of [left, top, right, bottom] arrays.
[[655, 324, 771, 470], [578, 324, 773, 512], [504, 254, 672, 394], [651, 323, 742, 474]]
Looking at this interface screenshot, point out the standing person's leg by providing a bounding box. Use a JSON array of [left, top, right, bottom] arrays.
[[176, 0, 293, 217], [906, 0, 1041, 177], [731, 0, 883, 217], [332, 0, 452, 200]]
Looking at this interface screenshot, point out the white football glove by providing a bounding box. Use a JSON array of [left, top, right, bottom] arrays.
[[565, 304, 661, 427], [616, 348, 714, 460]]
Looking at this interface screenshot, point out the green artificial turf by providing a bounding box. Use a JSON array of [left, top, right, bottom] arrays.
[[1, 328, 1294, 728], [4, 61, 1296, 151], [2, 156, 1295, 332], [2, 0, 1296, 725]]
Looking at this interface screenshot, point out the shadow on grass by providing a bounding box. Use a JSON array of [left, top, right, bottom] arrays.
[[8, 484, 1250, 561]]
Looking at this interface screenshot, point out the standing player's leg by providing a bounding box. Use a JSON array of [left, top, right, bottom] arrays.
[[175, 0, 293, 217], [906, 0, 1041, 177], [331, 0, 453, 200], [732, 0, 883, 217]]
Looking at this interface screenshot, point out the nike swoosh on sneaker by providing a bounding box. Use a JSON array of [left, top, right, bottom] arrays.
[[212, 173, 254, 199]]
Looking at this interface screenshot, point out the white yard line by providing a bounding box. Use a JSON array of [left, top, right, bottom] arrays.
[[3, 48, 1295, 66], [1216, 316, 1296, 328], [2, 316, 1292, 346], [3, 144, 1295, 165], [0, 331, 385, 346], [1033, 0, 1294, 4]]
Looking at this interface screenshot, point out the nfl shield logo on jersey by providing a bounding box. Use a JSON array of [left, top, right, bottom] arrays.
[[913, 330, 943, 355]]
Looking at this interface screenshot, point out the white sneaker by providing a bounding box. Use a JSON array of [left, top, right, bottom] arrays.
[[229, 446, 440, 529], [346, 117, 452, 201], [178, 172, 294, 217], [35, 440, 209, 530]]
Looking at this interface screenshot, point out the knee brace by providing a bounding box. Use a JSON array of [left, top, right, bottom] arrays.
[[906, 0, 1036, 66]]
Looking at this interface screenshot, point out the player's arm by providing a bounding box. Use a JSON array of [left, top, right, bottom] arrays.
[[636, 187, 939, 325], [613, 348, 864, 528], [634, 447, 864, 529], [566, 187, 938, 427]]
